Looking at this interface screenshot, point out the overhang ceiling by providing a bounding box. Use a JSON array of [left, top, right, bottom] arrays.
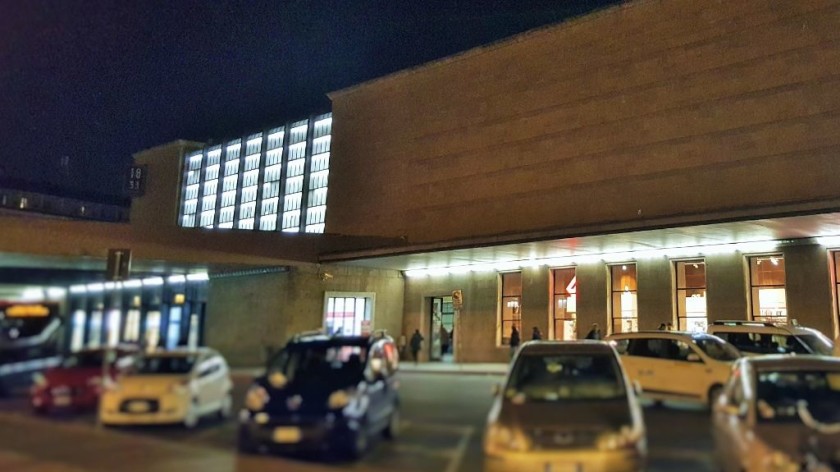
[[330, 213, 840, 271]]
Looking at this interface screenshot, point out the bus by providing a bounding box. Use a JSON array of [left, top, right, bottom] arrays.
[[0, 302, 63, 395]]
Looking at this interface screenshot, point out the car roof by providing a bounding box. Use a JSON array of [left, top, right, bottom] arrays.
[[607, 331, 710, 339], [143, 347, 216, 357], [745, 355, 840, 371], [708, 320, 821, 336], [287, 332, 394, 348], [517, 340, 617, 355]]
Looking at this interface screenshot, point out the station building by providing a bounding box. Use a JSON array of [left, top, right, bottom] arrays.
[[6, 0, 840, 365]]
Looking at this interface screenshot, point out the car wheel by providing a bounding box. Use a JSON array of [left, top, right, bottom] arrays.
[[183, 401, 199, 429], [708, 385, 723, 410], [346, 423, 369, 460], [383, 408, 399, 440], [217, 393, 232, 420]]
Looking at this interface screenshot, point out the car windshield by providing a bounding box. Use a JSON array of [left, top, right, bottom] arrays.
[[798, 333, 834, 356], [756, 370, 840, 424], [134, 355, 198, 374], [505, 353, 626, 402], [268, 344, 367, 388], [693, 336, 741, 361], [62, 351, 105, 368]]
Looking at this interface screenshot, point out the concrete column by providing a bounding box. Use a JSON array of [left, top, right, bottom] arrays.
[[522, 266, 550, 341], [706, 253, 748, 323], [784, 244, 835, 337], [577, 263, 608, 338], [637, 258, 673, 330]]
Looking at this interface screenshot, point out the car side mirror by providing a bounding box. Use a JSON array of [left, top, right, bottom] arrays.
[[686, 353, 702, 363], [491, 383, 501, 397]]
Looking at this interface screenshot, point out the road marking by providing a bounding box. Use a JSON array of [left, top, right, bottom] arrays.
[[390, 443, 454, 459], [444, 426, 473, 472]]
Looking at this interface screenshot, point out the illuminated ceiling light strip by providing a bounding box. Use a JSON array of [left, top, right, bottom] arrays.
[[69, 285, 87, 294], [402, 239, 781, 278], [122, 280, 142, 288], [86, 283, 104, 292], [142, 277, 164, 286], [167, 275, 186, 284], [186, 273, 209, 282], [816, 235, 840, 247]]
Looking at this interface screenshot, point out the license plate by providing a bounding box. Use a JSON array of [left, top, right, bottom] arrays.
[[272, 427, 302, 443], [127, 401, 150, 413], [53, 396, 72, 407], [545, 463, 582, 472]]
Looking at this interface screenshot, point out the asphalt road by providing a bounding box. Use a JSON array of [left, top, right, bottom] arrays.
[[0, 372, 714, 471]]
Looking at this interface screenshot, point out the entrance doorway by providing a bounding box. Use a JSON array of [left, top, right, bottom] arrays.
[[429, 296, 455, 362]]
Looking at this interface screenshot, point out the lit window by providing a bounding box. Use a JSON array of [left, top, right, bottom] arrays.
[[551, 268, 576, 340], [749, 255, 786, 323], [676, 260, 706, 332], [499, 272, 522, 346], [324, 295, 371, 336], [610, 264, 638, 334]]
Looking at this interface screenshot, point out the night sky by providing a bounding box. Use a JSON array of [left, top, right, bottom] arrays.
[[0, 0, 620, 198]]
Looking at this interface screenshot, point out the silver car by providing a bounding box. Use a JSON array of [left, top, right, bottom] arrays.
[[483, 341, 646, 472], [713, 355, 840, 472]]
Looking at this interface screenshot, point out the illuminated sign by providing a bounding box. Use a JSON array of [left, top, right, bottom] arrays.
[[5, 304, 51, 318]]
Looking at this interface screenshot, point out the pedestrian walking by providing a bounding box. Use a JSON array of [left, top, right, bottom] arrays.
[[410, 329, 424, 364], [531, 326, 542, 341], [657, 323, 667, 331], [585, 323, 602, 340], [509, 326, 521, 359]]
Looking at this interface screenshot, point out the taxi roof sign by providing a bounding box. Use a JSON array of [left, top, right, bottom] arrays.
[[5, 304, 51, 318]]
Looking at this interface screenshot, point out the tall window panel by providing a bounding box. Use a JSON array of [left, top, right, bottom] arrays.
[[324, 296, 371, 336], [177, 113, 331, 233], [676, 260, 707, 332], [749, 255, 786, 323], [610, 264, 638, 334], [834, 252, 840, 326], [551, 268, 577, 340], [499, 272, 522, 346]]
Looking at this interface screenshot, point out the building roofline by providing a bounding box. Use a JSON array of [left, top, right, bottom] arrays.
[[327, 0, 632, 100]]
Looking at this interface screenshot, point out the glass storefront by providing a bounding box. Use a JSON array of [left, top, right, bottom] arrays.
[[324, 295, 372, 336], [676, 260, 707, 332], [67, 277, 207, 352], [551, 268, 577, 340], [499, 272, 522, 345], [610, 264, 638, 334], [749, 255, 786, 323]]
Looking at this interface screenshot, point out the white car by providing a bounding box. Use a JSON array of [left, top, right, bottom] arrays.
[[99, 347, 232, 428], [607, 331, 741, 407], [713, 355, 840, 472], [483, 341, 646, 472], [707, 320, 834, 356]]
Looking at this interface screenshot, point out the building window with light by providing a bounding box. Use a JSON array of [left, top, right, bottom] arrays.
[[749, 255, 786, 323], [675, 260, 706, 332], [499, 272, 522, 346], [834, 252, 840, 323], [324, 294, 372, 336], [551, 268, 577, 340], [610, 264, 638, 334]]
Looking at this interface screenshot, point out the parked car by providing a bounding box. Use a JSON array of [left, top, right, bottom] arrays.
[[99, 347, 232, 428], [483, 341, 646, 472], [30, 346, 137, 413], [607, 331, 741, 407], [713, 355, 840, 472], [707, 320, 833, 356], [238, 331, 400, 458]]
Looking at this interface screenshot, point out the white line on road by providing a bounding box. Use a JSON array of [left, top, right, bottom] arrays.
[[444, 426, 473, 472]]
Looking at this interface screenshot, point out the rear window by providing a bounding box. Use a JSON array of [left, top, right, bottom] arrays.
[[715, 331, 810, 355], [506, 352, 626, 402]]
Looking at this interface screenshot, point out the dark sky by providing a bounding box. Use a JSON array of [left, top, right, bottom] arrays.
[[0, 0, 620, 198]]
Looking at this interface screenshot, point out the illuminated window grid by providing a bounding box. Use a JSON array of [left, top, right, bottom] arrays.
[[282, 121, 307, 232], [180, 150, 204, 227]]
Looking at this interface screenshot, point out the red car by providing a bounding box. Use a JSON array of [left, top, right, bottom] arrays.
[[30, 347, 137, 413]]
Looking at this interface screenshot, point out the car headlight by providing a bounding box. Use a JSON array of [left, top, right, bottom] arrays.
[[765, 451, 800, 472], [484, 423, 531, 454], [327, 389, 352, 410], [32, 373, 47, 388], [245, 385, 270, 411], [268, 371, 287, 389], [597, 426, 641, 451]]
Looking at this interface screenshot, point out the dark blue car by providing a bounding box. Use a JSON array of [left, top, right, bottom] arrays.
[[238, 332, 400, 458]]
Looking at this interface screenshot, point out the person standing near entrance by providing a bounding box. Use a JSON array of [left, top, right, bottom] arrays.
[[531, 326, 542, 341], [585, 323, 602, 340], [509, 326, 521, 359], [410, 329, 424, 364]]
